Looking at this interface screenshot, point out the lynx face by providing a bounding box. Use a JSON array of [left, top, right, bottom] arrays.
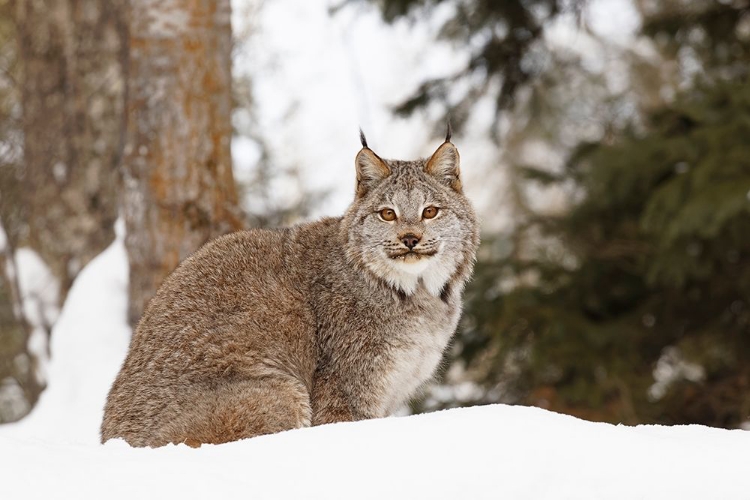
[[344, 137, 478, 296]]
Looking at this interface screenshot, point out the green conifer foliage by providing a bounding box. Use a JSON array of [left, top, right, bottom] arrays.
[[356, 0, 583, 130], [463, 81, 750, 426]]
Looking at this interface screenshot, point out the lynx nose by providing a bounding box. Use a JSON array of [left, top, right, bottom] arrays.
[[401, 233, 421, 249]]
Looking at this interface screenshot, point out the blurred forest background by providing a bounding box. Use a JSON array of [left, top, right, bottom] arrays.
[[1, 0, 749, 429]]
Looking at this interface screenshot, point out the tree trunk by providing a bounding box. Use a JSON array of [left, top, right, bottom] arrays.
[[123, 0, 241, 325], [15, 0, 125, 301], [0, 0, 124, 422], [0, 228, 43, 423]]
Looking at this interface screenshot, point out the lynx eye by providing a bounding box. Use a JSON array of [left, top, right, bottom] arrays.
[[422, 206, 439, 219], [379, 208, 397, 222]]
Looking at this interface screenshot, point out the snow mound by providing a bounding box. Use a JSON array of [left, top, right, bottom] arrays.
[[2, 404, 750, 499]]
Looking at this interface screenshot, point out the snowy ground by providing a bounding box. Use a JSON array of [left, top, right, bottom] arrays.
[[2, 205, 750, 500], [4, 404, 750, 500]]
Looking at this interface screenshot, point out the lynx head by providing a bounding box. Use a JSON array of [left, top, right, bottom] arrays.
[[343, 127, 479, 297]]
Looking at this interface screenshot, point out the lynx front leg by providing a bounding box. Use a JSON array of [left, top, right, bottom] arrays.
[[310, 370, 356, 425], [155, 375, 312, 446]]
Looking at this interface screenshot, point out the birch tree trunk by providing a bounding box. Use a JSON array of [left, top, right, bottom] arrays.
[[123, 0, 241, 325], [15, 0, 125, 301]]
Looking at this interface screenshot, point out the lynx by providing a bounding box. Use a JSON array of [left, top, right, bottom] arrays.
[[101, 127, 479, 447]]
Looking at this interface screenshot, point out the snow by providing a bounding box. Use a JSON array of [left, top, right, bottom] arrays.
[[141, 0, 192, 38], [3, 404, 750, 499], [5, 219, 130, 443], [1, 204, 749, 500], [648, 346, 706, 401], [13, 247, 60, 384]]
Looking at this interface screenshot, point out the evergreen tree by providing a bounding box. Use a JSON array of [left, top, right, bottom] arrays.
[[358, 0, 584, 131], [460, 1, 750, 426], [465, 81, 750, 426]]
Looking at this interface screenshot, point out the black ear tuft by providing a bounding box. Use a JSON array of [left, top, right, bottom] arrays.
[[359, 128, 368, 149], [445, 120, 452, 143], [355, 143, 391, 198], [426, 141, 462, 192]]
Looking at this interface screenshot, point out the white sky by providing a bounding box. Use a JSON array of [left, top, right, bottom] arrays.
[[230, 0, 641, 230]]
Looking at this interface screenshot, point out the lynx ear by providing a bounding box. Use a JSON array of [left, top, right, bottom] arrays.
[[425, 140, 462, 192], [355, 132, 391, 197]]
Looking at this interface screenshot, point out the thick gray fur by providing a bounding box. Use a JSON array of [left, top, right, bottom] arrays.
[[101, 135, 479, 447]]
